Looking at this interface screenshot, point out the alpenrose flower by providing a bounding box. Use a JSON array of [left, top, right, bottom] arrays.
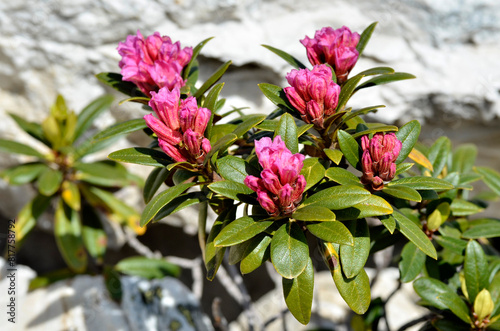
[[284, 64, 340, 129], [360, 132, 402, 191], [144, 87, 211, 165], [117, 30, 193, 96], [301, 26, 360, 84], [244, 136, 306, 216]]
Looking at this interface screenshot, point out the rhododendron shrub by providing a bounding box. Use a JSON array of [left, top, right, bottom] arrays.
[[93, 21, 500, 329]]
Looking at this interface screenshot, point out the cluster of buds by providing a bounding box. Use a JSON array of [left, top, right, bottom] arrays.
[[360, 133, 402, 191], [301, 26, 360, 84], [244, 136, 306, 217], [284, 64, 340, 129], [117, 30, 192, 96], [144, 87, 211, 165]]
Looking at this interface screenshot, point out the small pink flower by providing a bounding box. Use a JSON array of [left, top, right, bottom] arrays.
[[244, 136, 306, 216], [360, 133, 402, 191], [144, 87, 212, 165], [117, 30, 193, 96], [301, 26, 360, 84], [284, 65, 340, 129]]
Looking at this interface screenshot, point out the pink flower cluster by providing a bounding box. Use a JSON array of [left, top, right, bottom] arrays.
[[301, 26, 360, 84], [117, 31, 193, 96], [244, 136, 306, 216], [144, 87, 211, 165], [284, 64, 340, 129], [360, 133, 402, 191]]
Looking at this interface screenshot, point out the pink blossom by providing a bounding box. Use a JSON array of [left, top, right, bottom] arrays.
[[284, 65, 340, 128], [301, 26, 360, 84], [360, 133, 402, 191], [117, 30, 192, 96], [144, 87, 212, 165], [244, 136, 306, 216]]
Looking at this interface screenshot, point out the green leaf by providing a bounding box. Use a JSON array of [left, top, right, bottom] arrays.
[[356, 67, 394, 77], [271, 222, 309, 279], [261, 44, 307, 69], [183, 37, 214, 80], [118, 96, 150, 105], [463, 220, 500, 239], [38, 167, 63, 196], [208, 180, 254, 201], [413, 277, 471, 323], [333, 266, 371, 314], [434, 236, 467, 254], [300, 158, 326, 191], [258, 83, 293, 110], [205, 207, 233, 280], [464, 240, 489, 303], [307, 221, 353, 245], [203, 82, 225, 139], [428, 136, 451, 177], [340, 219, 370, 278], [301, 185, 370, 210], [194, 60, 232, 99], [475, 166, 500, 195], [395, 162, 414, 176], [153, 191, 207, 222], [16, 194, 52, 243], [1, 163, 48, 185], [451, 144, 477, 174], [8, 113, 50, 146], [238, 235, 272, 274], [393, 210, 437, 259], [489, 272, 500, 317], [74, 95, 114, 141], [275, 113, 299, 154], [399, 242, 426, 282], [324, 149, 343, 165], [283, 258, 314, 325], [214, 216, 273, 247], [395, 120, 421, 164], [141, 182, 196, 226], [337, 130, 360, 168], [0, 139, 46, 158], [81, 205, 107, 261], [96, 72, 143, 97], [85, 186, 139, 225], [335, 195, 393, 220], [204, 133, 238, 166], [115, 256, 180, 279], [231, 114, 267, 138], [103, 266, 122, 302], [325, 167, 362, 187], [356, 22, 378, 57], [92, 119, 147, 143], [292, 206, 335, 222], [336, 75, 364, 111], [217, 156, 258, 185], [379, 215, 396, 234], [143, 167, 170, 203], [388, 176, 454, 191], [450, 199, 483, 216], [54, 200, 87, 273], [382, 185, 422, 202], [61, 181, 81, 211], [351, 125, 398, 139], [356, 72, 416, 91], [108, 147, 172, 167], [74, 161, 132, 187]]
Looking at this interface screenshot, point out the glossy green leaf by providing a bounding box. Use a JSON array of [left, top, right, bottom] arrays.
[[451, 144, 477, 174], [337, 130, 360, 168], [393, 210, 437, 259], [16, 194, 52, 243], [356, 67, 394, 77], [96, 72, 143, 97], [450, 199, 483, 216], [92, 119, 147, 143], [307, 221, 353, 245], [434, 236, 467, 252], [292, 206, 336, 222], [356, 22, 378, 57], [143, 167, 169, 203], [382, 185, 422, 202], [38, 167, 63, 196], [428, 136, 451, 177], [475, 166, 500, 195], [333, 266, 371, 314], [205, 208, 233, 280], [194, 60, 232, 99], [203, 82, 225, 138], [351, 125, 398, 139], [335, 195, 393, 220], [232, 114, 267, 138], [1, 163, 48, 185], [395, 120, 421, 164], [239, 235, 272, 274], [489, 272, 500, 317], [216, 155, 258, 184], [300, 158, 325, 191], [340, 219, 370, 278], [356, 72, 416, 91], [271, 222, 309, 279], [261, 44, 307, 69], [118, 96, 150, 105], [208, 180, 254, 201], [74, 161, 131, 187], [153, 191, 207, 222], [336, 75, 364, 111], [141, 182, 196, 226], [283, 258, 314, 325], [399, 242, 426, 282], [275, 113, 299, 154], [81, 205, 106, 261], [54, 200, 87, 273], [464, 240, 489, 303], [413, 277, 471, 323], [108, 147, 172, 167], [204, 133, 238, 166], [339, 105, 385, 127], [395, 162, 414, 176], [463, 220, 500, 239], [115, 256, 180, 279], [388, 176, 454, 191], [74, 95, 114, 141], [8, 113, 50, 146], [214, 216, 273, 247], [379, 215, 396, 234], [0, 139, 46, 158], [258, 83, 293, 110], [325, 167, 362, 187], [183, 37, 214, 80], [324, 149, 343, 165], [302, 185, 370, 210]]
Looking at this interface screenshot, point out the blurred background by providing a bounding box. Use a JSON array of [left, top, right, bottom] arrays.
[[0, 0, 499, 330]]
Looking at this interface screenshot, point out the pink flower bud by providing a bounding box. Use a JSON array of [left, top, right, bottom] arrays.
[[278, 184, 294, 208], [371, 176, 384, 191], [144, 114, 182, 145], [256, 190, 279, 216], [306, 100, 324, 128], [193, 107, 211, 135], [284, 87, 306, 114], [158, 139, 187, 163], [149, 87, 180, 131], [183, 129, 202, 157], [307, 74, 327, 103], [324, 83, 341, 115], [244, 176, 263, 192], [261, 170, 282, 196], [334, 46, 359, 84], [293, 175, 307, 203], [201, 138, 211, 155]]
